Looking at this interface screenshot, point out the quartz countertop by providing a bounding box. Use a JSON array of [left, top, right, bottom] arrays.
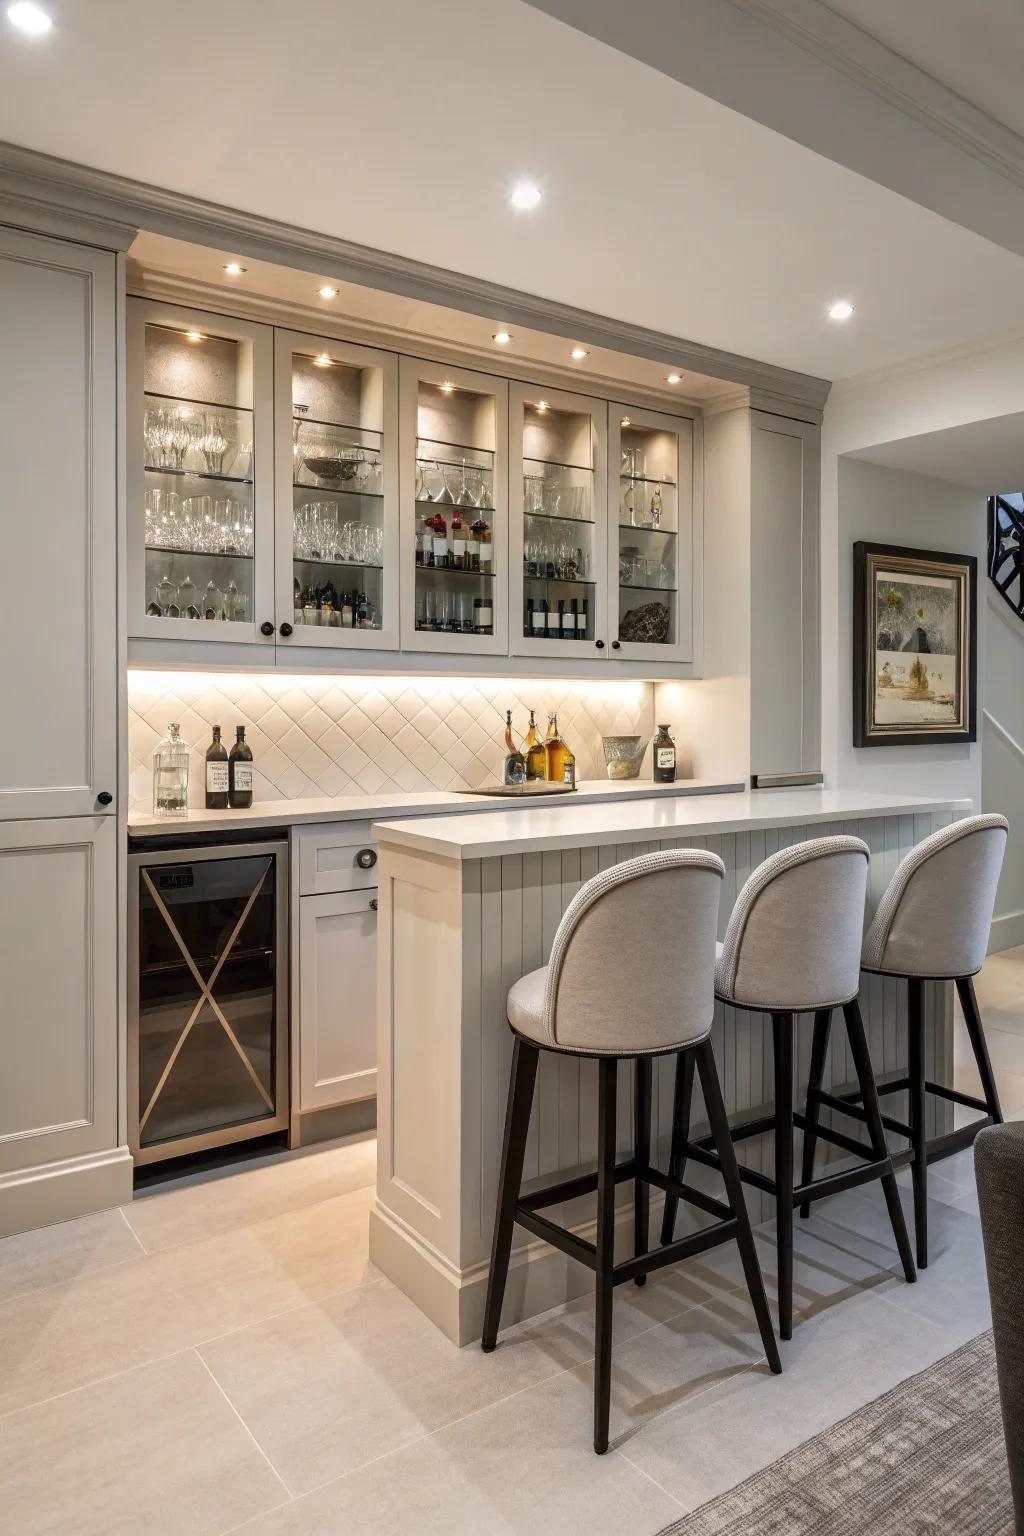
[[372, 789, 971, 861], [126, 777, 743, 838]]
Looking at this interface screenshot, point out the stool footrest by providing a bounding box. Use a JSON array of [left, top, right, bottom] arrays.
[[613, 1217, 739, 1286], [514, 1208, 597, 1271], [926, 1119, 993, 1164], [813, 1090, 869, 1125], [518, 1161, 636, 1213], [793, 1112, 875, 1162], [795, 1155, 908, 1208], [924, 1082, 989, 1112], [642, 1165, 733, 1222]]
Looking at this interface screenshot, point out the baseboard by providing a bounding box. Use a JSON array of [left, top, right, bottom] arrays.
[[0, 1145, 134, 1239], [989, 910, 1024, 954], [293, 1098, 377, 1149]]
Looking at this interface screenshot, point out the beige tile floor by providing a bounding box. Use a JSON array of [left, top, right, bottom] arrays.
[[1, 949, 1021, 1535]]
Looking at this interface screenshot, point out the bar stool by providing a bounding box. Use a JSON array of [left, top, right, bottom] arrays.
[[801, 814, 1008, 1269], [481, 849, 781, 1456], [661, 836, 917, 1341]]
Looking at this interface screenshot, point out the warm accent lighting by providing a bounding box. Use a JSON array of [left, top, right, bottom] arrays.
[[620, 416, 631, 427], [492, 331, 512, 345], [510, 181, 542, 211], [535, 400, 549, 414], [185, 331, 205, 343], [571, 347, 588, 360], [439, 380, 455, 395], [313, 352, 333, 368], [318, 285, 338, 299], [6, 3, 52, 35], [828, 299, 855, 322], [223, 262, 246, 276], [666, 373, 682, 384]]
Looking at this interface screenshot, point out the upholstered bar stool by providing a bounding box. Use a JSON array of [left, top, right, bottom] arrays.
[[661, 836, 917, 1341], [802, 814, 1009, 1269], [481, 849, 781, 1456]]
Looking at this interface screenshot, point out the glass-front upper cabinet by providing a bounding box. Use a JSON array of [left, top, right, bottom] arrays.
[[273, 330, 398, 652], [608, 404, 696, 664], [399, 357, 508, 655], [509, 382, 608, 658], [127, 299, 274, 644]]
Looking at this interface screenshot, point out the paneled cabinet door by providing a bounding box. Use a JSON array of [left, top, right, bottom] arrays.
[[274, 329, 399, 653], [0, 816, 117, 1175], [298, 889, 378, 1112], [0, 228, 116, 819], [509, 381, 608, 659], [608, 404, 699, 666], [127, 297, 276, 645]]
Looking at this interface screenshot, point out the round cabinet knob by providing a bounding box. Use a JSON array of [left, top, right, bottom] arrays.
[[594, 639, 605, 650], [279, 622, 293, 638], [260, 621, 275, 637], [96, 790, 113, 806], [369, 897, 378, 911], [356, 848, 378, 870], [611, 640, 621, 650]]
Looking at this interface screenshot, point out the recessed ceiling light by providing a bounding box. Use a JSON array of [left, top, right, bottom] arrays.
[[318, 285, 338, 299], [493, 330, 512, 346], [439, 380, 455, 395], [7, 3, 52, 35], [510, 181, 542, 211], [313, 352, 332, 368], [223, 262, 246, 276], [184, 331, 205, 344], [571, 347, 588, 361], [666, 372, 682, 385], [535, 400, 549, 414], [828, 299, 854, 322]]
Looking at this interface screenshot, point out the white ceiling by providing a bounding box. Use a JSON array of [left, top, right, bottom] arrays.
[[825, 0, 1024, 139], [4, 0, 1024, 381], [850, 411, 1024, 492]]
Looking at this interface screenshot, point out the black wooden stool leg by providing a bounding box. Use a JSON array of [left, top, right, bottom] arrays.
[[907, 978, 928, 1269], [773, 1013, 795, 1341], [957, 974, 1004, 1126], [481, 1036, 539, 1352], [697, 1040, 782, 1375], [660, 1050, 694, 1245], [634, 1057, 652, 1287], [799, 1009, 833, 1220], [843, 997, 917, 1286], [594, 1056, 618, 1454]]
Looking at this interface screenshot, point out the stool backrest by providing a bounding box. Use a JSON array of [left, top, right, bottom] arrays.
[[718, 836, 870, 1011], [862, 813, 1008, 979], [543, 848, 725, 1055]]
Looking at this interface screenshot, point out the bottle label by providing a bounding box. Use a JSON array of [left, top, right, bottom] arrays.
[[206, 762, 229, 793], [563, 764, 575, 787], [479, 543, 493, 565], [433, 536, 448, 558], [453, 537, 466, 558], [531, 614, 546, 632], [233, 764, 253, 791], [656, 747, 675, 769], [478, 605, 493, 624]]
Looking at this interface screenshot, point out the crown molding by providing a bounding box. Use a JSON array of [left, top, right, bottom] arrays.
[[0, 140, 830, 415], [728, 0, 1024, 191]]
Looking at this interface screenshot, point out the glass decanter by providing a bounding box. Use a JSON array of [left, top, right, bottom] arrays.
[[152, 723, 190, 817]]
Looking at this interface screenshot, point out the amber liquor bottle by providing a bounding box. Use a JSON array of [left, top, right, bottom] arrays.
[[204, 725, 229, 810], [228, 726, 254, 809]]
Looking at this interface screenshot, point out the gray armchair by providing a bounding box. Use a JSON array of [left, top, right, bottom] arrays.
[[975, 1122, 1024, 1529]]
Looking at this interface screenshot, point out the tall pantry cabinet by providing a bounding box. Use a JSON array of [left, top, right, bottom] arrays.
[[0, 224, 125, 1236]]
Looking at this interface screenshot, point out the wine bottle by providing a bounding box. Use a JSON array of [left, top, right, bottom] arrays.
[[432, 512, 449, 570], [503, 710, 526, 786], [525, 597, 535, 639], [653, 724, 677, 784], [546, 601, 561, 638], [531, 599, 547, 639], [451, 510, 466, 570], [524, 710, 546, 782], [205, 725, 229, 810], [544, 714, 576, 788], [228, 726, 254, 809]]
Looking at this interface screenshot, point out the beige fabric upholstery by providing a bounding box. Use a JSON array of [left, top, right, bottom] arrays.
[[506, 849, 725, 1056], [862, 814, 1008, 979], [716, 836, 870, 1011]]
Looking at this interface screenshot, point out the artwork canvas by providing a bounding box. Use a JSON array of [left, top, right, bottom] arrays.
[[853, 542, 976, 747]]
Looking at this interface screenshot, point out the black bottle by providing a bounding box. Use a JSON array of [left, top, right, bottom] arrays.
[[652, 724, 677, 784], [228, 725, 254, 809], [204, 725, 229, 810]]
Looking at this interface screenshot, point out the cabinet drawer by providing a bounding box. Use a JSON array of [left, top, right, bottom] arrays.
[[297, 822, 378, 896]]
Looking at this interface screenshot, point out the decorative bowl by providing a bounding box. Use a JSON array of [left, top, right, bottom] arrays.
[[602, 735, 647, 780]]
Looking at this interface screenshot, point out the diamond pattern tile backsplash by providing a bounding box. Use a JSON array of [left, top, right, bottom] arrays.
[[128, 672, 656, 809]]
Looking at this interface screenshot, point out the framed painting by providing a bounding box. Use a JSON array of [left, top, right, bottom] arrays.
[[853, 541, 977, 747]]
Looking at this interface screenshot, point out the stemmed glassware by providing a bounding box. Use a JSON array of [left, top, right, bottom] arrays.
[[293, 502, 384, 566]]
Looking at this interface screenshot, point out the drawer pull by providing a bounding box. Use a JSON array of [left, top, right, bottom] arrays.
[[356, 848, 378, 870]]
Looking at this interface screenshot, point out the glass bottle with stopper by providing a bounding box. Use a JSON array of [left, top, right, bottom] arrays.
[[502, 710, 526, 786], [152, 723, 190, 817]]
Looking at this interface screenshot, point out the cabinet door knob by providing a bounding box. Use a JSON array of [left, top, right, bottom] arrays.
[[369, 897, 378, 911], [96, 790, 113, 806], [611, 640, 621, 650], [595, 639, 605, 650], [260, 621, 275, 637], [357, 848, 378, 870], [279, 622, 293, 638]]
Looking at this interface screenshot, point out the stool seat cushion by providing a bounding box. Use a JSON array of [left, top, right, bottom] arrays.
[[507, 967, 548, 1043]]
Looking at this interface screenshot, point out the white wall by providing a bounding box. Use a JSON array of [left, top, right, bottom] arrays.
[[984, 591, 1024, 949]]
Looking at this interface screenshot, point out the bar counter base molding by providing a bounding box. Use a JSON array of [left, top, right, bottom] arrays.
[[0, 1145, 134, 1240]]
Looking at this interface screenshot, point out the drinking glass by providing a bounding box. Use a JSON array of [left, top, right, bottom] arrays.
[[203, 580, 223, 620], [198, 415, 232, 475]]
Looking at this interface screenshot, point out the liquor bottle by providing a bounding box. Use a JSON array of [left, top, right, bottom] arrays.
[[341, 591, 354, 627], [293, 577, 303, 627], [204, 725, 229, 810], [569, 597, 580, 638], [544, 714, 576, 788], [152, 723, 189, 818], [451, 510, 466, 570], [525, 597, 535, 639], [157, 574, 177, 616], [531, 599, 547, 640], [224, 579, 241, 623], [476, 517, 492, 574], [652, 723, 677, 784], [228, 726, 254, 809], [524, 711, 546, 782], [560, 599, 575, 639], [177, 572, 200, 620], [579, 598, 589, 641], [474, 595, 494, 635], [203, 580, 222, 621], [431, 512, 449, 570], [546, 600, 561, 639], [502, 710, 526, 786], [466, 518, 480, 572]]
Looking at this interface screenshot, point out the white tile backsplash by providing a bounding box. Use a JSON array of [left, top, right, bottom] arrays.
[[128, 672, 655, 810]]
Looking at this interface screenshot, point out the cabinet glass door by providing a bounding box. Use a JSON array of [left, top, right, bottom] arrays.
[[510, 383, 607, 658], [400, 357, 508, 654], [274, 331, 398, 652], [127, 299, 274, 644], [608, 405, 695, 664]]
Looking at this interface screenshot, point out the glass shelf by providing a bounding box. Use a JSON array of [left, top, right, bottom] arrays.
[[526, 510, 595, 526], [523, 455, 594, 474], [417, 565, 495, 580], [618, 521, 677, 536], [145, 389, 253, 415], [621, 580, 678, 594], [524, 573, 597, 588], [145, 464, 254, 487], [147, 544, 252, 560], [293, 482, 382, 499], [293, 413, 381, 438], [294, 556, 384, 572], [619, 473, 676, 487]]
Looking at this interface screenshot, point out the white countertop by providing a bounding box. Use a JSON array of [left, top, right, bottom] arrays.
[[127, 777, 743, 838], [372, 789, 971, 860]]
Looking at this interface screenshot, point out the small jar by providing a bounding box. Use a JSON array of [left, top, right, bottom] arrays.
[[652, 724, 677, 784]]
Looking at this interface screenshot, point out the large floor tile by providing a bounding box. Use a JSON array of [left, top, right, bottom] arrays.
[[0, 1350, 286, 1536], [226, 1365, 683, 1536], [0, 1208, 144, 1305], [124, 1135, 376, 1253], [0, 1183, 378, 1418]]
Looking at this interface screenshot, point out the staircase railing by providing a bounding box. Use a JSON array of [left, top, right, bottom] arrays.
[[989, 494, 1024, 622]]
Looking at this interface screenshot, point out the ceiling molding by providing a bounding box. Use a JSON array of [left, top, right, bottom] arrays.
[[0, 140, 830, 414], [728, 0, 1024, 191]]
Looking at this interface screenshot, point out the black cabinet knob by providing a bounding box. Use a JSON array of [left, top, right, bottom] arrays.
[[611, 640, 621, 650], [357, 848, 378, 870], [595, 639, 605, 650], [369, 897, 378, 911], [96, 790, 113, 806], [279, 622, 293, 638], [260, 621, 275, 637]]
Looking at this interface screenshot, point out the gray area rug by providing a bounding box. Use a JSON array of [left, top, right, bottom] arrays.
[[659, 1332, 1013, 1535]]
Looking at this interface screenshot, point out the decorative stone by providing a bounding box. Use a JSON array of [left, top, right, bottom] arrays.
[[619, 601, 670, 644]]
